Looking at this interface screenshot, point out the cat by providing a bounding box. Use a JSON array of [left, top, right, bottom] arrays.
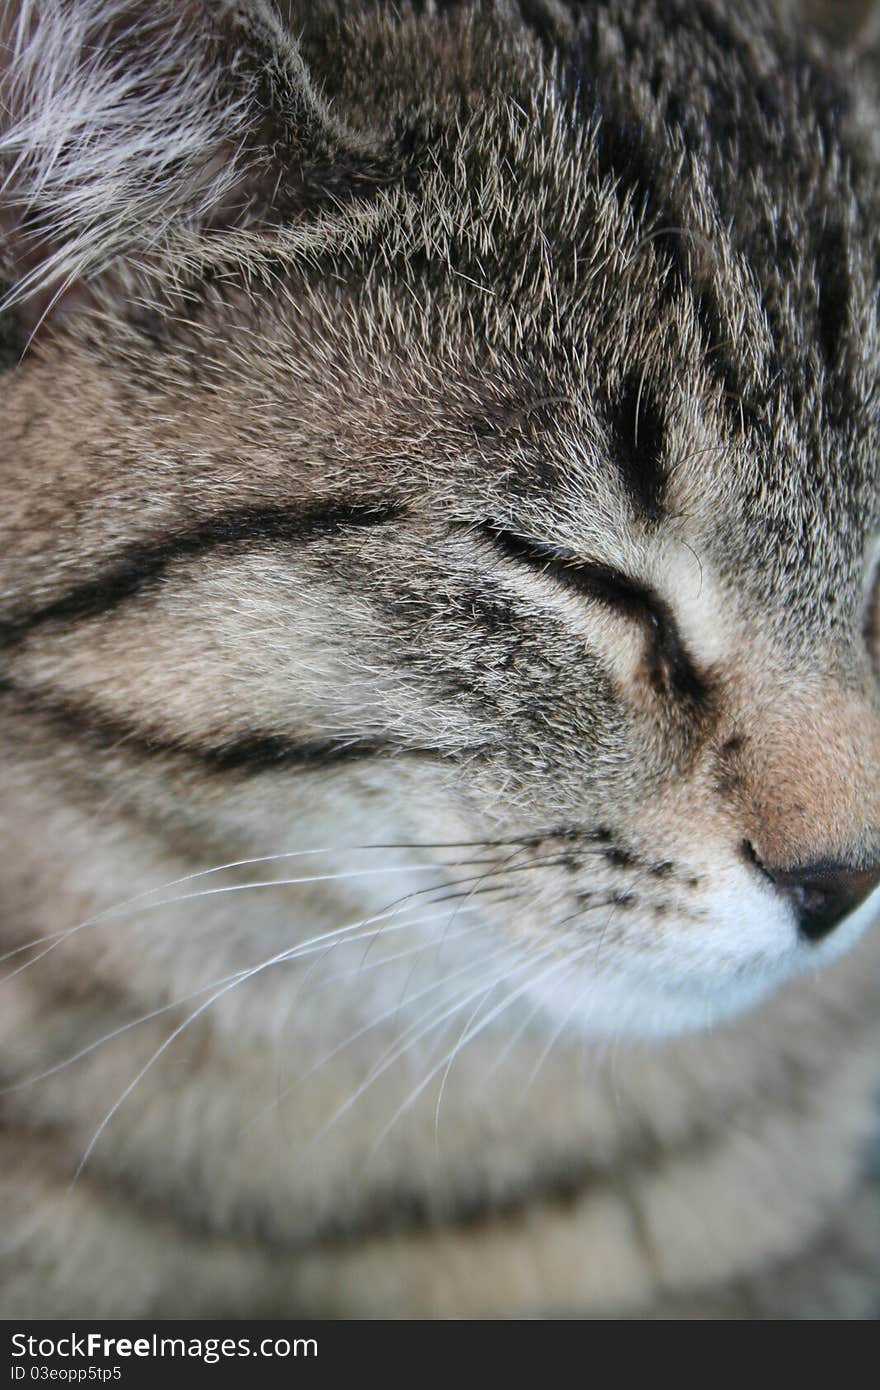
[[1, 0, 879, 1319]]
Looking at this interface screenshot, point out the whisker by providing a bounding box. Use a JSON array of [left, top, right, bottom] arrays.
[[17, 834, 608, 1171], [432, 983, 502, 1150], [65, 891, 503, 1177], [430, 843, 535, 958], [342, 880, 516, 979], [435, 934, 591, 1143], [268, 886, 514, 1066], [0, 847, 336, 966], [238, 933, 520, 1139], [307, 941, 561, 1158], [1, 859, 495, 983], [303, 920, 524, 1085], [516, 952, 597, 1108], [383, 850, 533, 1029], [475, 974, 554, 1093], [0, 839, 531, 967], [4, 902, 493, 1096], [370, 942, 591, 1162], [320, 920, 487, 988], [593, 903, 620, 968]]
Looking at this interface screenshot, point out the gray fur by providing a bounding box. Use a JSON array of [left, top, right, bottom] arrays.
[[1, 0, 879, 1318]]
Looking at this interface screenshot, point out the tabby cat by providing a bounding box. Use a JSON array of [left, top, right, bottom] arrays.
[[1, 0, 879, 1318]]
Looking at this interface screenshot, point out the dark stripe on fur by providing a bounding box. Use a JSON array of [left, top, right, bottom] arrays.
[[572, 78, 762, 436], [692, 285, 761, 434], [815, 224, 850, 368], [0, 500, 402, 647], [592, 120, 762, 436], [71, 1032, 858, 1263], [200, 733, 401, 774], [606, 371, 667, 521], [0, 288, 22, 369], [0, 679, 418, 776]]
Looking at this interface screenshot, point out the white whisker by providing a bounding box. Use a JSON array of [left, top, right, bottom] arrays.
[[7, 900, 498, 1097], [240, 927, 523, 1140], [367, 942, 581, 1162], [0, 840, 515, 967], [69, 891, 499, 1182], [305, 941, 561, 1159], [1, 858, 498, 983], [515, 950, 598, 1109], [435, 937, 593, 1144]]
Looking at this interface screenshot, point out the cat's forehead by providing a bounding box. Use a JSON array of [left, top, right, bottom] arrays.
[[52, 0, 880, 655], [434, 13, 880, 643]]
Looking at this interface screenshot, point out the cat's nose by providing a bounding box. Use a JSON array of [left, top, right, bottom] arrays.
[[762, 858, 880, 942]]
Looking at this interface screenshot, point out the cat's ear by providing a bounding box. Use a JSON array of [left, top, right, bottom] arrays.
[[0, 0, 383, 341]]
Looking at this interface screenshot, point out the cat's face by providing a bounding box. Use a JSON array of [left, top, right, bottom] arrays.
[[3, 0, 880, 1039]]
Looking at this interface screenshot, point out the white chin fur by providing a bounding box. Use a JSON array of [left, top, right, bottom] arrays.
[[523, 872, 880, 1043]]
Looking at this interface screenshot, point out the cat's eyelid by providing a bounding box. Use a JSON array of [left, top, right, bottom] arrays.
[[478, 521, 651, 613], [476, 522, 579, 564], [479, 522, 709, 706]]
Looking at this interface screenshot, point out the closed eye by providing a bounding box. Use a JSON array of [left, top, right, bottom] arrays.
[[479, 521, 709, 707]]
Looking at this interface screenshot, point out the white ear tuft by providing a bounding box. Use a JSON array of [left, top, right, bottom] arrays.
[[0, 0, 338, 317]]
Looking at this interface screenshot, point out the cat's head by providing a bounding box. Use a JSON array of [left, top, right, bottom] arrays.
[[2, 0, 880, 1038]]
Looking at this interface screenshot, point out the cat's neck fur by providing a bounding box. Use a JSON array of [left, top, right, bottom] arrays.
[[3, 741, 879, 1317]]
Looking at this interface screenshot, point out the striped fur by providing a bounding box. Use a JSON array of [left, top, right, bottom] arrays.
[[1, 0, 879, 1317]]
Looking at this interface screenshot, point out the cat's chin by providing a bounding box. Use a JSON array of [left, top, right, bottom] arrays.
[[519, 888, 880, 1043], [520, 961, 789, 1041]]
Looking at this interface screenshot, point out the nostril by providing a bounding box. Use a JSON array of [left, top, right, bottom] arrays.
[[743, 844, 880, 942], [779, 871, 855, 942]]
